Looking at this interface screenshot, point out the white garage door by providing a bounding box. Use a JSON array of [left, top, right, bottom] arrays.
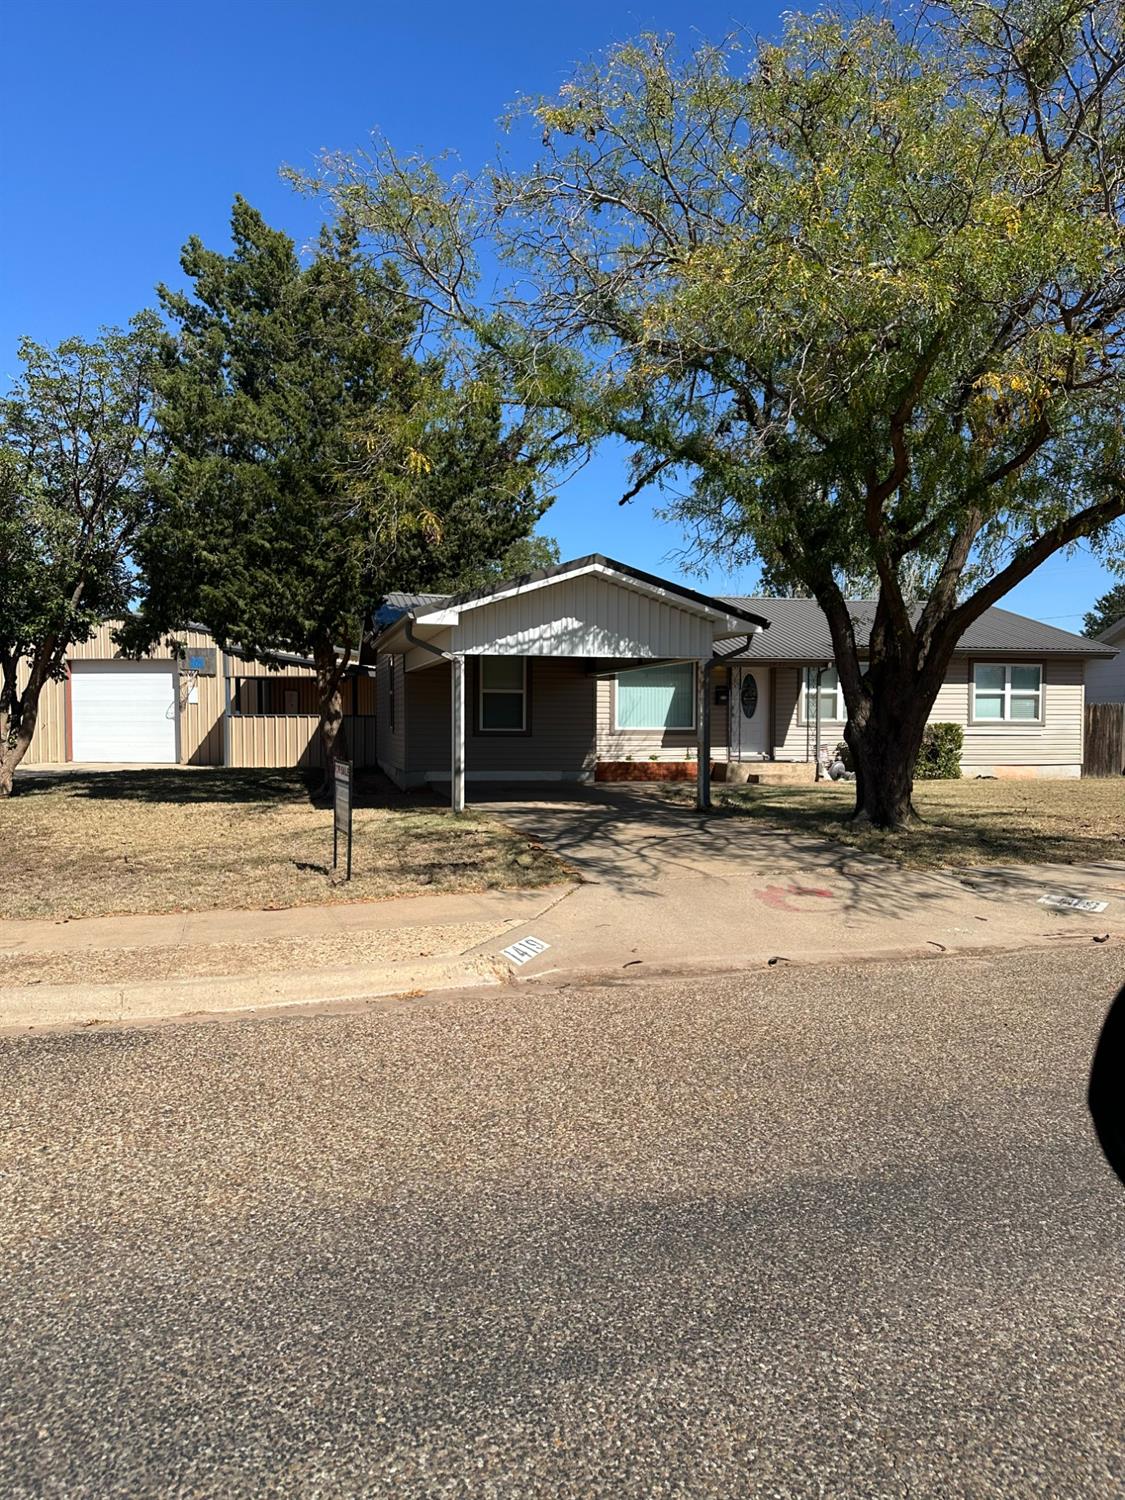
[[70, 663, 177, 764]]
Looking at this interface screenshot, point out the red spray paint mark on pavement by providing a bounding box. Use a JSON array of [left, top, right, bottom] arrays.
[[757, 883, 836, 912]]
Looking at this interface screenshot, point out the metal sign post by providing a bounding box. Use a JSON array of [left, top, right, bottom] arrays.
[[332, 759, 353, 881]]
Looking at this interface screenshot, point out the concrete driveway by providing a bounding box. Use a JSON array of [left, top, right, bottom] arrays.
[[477, 786, 1125, 977]]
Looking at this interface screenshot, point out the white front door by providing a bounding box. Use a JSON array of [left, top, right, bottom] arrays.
[[70, 662, 178, 763], [733, 666, 770, 760]]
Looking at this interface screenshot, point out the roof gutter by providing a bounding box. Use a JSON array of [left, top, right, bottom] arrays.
[[405, 618, 454, 663]]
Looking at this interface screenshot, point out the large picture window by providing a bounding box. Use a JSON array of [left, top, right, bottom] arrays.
[[801, 667, 846, 723], [479, 657, 527, 732], [972, 663, 1042, 722], [614, 662, 695, 731]]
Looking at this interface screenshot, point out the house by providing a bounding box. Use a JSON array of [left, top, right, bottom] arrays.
[[1085, 617, 1125, 702], [370, 554, 1120, 807], [19, 623, 378, 770]]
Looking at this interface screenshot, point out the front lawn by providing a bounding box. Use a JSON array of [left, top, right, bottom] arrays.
[[0, 769, 569, 921], [670, 775, 1124, 869]]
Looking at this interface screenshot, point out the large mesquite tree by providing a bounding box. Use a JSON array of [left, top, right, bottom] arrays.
[[311, 0, 1125, 827], [132, 199, 554, 775], [0, 322, 164, 795]]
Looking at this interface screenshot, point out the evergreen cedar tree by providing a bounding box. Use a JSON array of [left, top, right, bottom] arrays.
[[1084, 581, 1125, 637], [312, 1, 1125, 827], [0, 321, 164, 796], [130, 198, 554, 778]]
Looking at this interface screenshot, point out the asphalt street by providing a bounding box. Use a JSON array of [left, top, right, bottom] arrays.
[[1, 945, 1123, 1498]]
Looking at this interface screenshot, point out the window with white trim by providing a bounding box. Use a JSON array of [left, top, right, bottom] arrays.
[[801, 667, 846, 723], [479, 657, 527, 732], [972, 662, 1042, 722], [614, 662, 696, 731]]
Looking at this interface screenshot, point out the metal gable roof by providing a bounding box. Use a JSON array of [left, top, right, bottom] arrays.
[[372, 556, 771, 643], [716, 598, 1117, 661], [373, 592, 449, 629]]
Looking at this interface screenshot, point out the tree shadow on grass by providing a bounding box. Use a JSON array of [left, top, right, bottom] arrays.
[[710, 784, 1122, 870], [11, 767, 444, 814]]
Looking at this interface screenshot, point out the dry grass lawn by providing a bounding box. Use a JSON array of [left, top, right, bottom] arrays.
[[1, 769, 569, 921], [667, 775, 1124, 869]]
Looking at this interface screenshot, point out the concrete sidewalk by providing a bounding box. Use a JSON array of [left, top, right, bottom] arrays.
[[0, 886, 574, 1030]]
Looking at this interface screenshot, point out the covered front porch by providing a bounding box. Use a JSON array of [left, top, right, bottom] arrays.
[[371, 555, 769, 811]]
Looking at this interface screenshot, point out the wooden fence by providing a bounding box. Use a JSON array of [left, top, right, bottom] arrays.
[[1084, 703, 1125, 777]]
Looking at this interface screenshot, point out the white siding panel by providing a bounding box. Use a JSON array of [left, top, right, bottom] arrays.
[[451, 575, 716, 659]]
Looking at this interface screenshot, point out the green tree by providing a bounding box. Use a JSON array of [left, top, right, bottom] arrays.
[[133, 199, 553, 776], [313, 1, 1125, 827], [1084, 581, 1125, 636], [0, 321, 164, 795]]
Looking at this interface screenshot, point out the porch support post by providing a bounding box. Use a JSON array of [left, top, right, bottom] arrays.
[[451, 652, 466, 813], [696, 657, 713, 811]]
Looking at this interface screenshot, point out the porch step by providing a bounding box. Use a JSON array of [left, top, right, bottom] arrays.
[[720, 761, 816, 786]]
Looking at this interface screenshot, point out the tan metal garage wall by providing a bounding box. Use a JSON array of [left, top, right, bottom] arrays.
[[15, 662, 67, 766], [15, 623, 369, 771], [227, 716, 378, 769]]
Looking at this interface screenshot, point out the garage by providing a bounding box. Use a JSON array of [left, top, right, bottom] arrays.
[[70, 662, 178, 764]]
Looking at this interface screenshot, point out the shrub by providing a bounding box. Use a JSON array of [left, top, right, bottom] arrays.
[[916, 722, 963, 780]]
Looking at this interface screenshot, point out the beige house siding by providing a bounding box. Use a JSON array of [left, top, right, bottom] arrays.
[[772, 666, 814, 761], [769, 656, 1086, 775], [938, 656, 1085, 775], [400, 656, 597, 784], [589, 656, 1086, 776]]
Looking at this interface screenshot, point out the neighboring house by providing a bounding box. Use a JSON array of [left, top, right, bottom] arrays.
[[1084, 617, 1125, 702], [19, 623, 377, 770], [371, 554, 1119, 805]]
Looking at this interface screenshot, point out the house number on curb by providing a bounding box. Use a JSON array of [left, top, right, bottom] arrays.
[[1038, 893, 1108, 914], [502, 935, 550, 965]]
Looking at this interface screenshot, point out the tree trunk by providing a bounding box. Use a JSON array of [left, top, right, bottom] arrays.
[[313, 634, 348, 793], [0, 651, 53, 797], [845, 714, 922, 829], [0, 733, 33, 797], [843, 671, 941, 830]]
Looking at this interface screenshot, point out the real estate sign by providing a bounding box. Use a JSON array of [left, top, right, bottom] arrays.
[[333, 759, 353, 882]]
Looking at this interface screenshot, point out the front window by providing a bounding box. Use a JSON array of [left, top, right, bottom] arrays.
[[479, 657, 527, 732], [973, 663, 1042, 722], [614, 663, 695, 731], [802, 667, 846, 723]]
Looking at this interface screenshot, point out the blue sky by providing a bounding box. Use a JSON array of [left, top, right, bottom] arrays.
[[0, 0, 1114, 627]]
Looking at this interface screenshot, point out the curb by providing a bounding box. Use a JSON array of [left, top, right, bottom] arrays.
[[0, 953, 511, 1033]]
